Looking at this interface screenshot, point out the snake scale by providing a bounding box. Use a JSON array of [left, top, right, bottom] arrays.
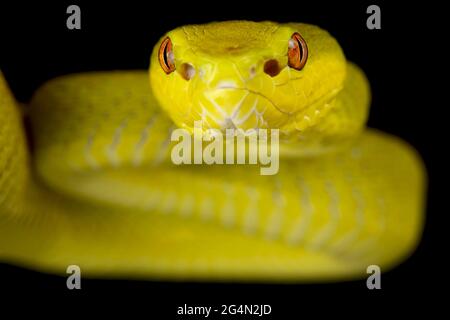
[[0, 21, 425, 281]]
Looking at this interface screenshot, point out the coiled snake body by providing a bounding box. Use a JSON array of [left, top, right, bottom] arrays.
[[0, 21, 425, 281]]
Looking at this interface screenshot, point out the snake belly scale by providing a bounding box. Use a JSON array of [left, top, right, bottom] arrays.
[[0, 21, 426, 281]]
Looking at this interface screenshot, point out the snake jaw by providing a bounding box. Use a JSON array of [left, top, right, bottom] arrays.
[[191, 87, 291, 132]]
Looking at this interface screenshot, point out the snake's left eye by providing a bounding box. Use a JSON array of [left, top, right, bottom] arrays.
[[288, 32, 308, 70], [158, 37, 175, 74]]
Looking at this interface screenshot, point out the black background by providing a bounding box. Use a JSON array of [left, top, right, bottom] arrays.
[[0, 0, 443, 315]]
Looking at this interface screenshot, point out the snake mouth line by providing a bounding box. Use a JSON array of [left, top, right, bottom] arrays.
[[193, 85, 343, 133], [214, 85, 342, 119], [211, 86, 289, 116]]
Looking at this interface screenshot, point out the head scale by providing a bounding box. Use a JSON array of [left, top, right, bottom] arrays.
[[150, 21, 346, 135]]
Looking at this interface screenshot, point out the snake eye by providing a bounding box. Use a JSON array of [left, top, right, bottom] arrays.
[[288, 32, 308, 70], [158, 37, 175, 74]]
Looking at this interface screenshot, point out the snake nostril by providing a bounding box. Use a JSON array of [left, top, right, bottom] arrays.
[[179, 63, 196, 80], [263, 59, 281, 77], [249, 65, 256, 78]]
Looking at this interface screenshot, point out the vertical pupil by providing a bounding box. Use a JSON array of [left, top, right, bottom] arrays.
[[297, 39, 303, 60]]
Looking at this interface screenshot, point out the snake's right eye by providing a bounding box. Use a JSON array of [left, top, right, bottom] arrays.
[[158, 37, 175, 74], [288, 32, 308, 71]]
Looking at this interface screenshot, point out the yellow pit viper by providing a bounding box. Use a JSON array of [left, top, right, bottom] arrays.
[[0, 21, 426, 281]]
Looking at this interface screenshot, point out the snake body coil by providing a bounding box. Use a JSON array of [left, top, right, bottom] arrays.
[[0, 21, 425, 281]]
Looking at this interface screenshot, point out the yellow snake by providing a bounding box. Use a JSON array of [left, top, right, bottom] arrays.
[[0, 21, 426, 281]]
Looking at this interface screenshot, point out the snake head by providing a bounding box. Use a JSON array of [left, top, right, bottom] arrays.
[[150, 21, 346, 134]]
